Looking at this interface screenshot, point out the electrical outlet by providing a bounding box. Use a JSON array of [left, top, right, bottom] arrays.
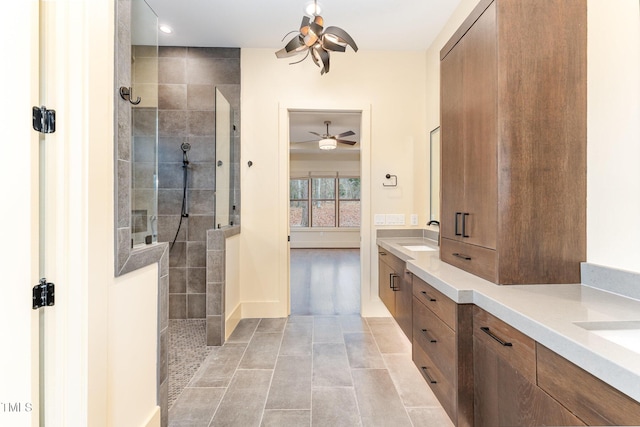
[[410, 214, 418, 226], [385, 214, 405, 225]]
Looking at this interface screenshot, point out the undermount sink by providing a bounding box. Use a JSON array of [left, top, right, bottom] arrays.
[[574, 321, 640, 354], [400, 244, 437, 252]]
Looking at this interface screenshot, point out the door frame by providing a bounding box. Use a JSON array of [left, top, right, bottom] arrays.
[[279, 104, 377, 316]]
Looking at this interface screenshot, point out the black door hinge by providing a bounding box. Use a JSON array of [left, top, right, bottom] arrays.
[[32, 278, 55, 309], [32, 106, 56, 134]]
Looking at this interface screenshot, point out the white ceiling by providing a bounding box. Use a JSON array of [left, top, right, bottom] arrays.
[[145, 0, 462, 51], [142, 0, 462, 155]]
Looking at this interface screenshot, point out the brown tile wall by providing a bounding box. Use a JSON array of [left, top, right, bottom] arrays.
[[158, 46, 240, 319]]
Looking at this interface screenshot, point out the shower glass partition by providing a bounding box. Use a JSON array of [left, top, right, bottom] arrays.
[[131, 0, 158, 246], [215, 88, 234, 227]]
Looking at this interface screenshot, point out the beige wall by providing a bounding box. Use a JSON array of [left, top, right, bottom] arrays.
[[240, 49, 427, 317], [586, 0, 640, 273]]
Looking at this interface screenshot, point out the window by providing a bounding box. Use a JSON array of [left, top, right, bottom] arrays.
[[290, 178, 309, 227], [290, 176, 360, 228]]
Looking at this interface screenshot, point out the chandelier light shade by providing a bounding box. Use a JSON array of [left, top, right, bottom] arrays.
[[275, 1, 358, 75], [318, 138, 337, 150]]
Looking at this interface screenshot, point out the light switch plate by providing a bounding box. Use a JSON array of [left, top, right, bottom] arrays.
[[374, 214, 386, 225], [410, 214, 418, 225]]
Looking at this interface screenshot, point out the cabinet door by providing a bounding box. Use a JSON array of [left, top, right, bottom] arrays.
[[473, 335, 586, 427], [440, 37, 465, 242], [395, 269, 413, 341], [378, 254, 396, 316], [461, 2, 497, 250]]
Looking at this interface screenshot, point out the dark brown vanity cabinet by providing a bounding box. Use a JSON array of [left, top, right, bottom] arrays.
[[472, 307, 584, 426], [412, 275, 474, 427], [440, 0, 587, 285], [377, 248, 412, 340]]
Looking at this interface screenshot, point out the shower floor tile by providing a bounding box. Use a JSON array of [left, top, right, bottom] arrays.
[[168, 319, 212, 408]]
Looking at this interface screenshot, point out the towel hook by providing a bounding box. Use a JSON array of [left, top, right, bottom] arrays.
[[119, 86, 141, 105]]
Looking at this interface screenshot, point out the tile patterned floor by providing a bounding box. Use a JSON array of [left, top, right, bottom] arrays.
[[169, 319, 213, 407], [168, 315, 454, 427]]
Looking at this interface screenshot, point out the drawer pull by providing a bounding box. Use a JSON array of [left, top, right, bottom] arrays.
[[480, 326, 513, 347], [390, 273, 399, 291], [421, 366, 438, 384], [452, 252, 472, 261], [420, 291, 436, 302], [462, 213, 470, 238], [455, 212, 462, 236], [421, 328, 437, 343], [379, 251, 387, 256]]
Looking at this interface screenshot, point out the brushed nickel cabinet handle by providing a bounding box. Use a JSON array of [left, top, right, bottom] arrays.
[[480, 326, 513, 347]]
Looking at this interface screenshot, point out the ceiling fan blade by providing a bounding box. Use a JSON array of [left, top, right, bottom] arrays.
[[291, 139, 319, 144], [309, 131, 323, 137], [336, 139, 357, 145], [333, 130, 355, 139]]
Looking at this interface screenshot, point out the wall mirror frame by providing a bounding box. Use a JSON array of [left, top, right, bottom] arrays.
[[429, 126, 441, 223]]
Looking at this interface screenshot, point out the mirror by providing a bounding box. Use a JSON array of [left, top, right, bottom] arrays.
[[130, 0, 158, 246], [429, 126, 441, 222], [215, 88, 234, 228]]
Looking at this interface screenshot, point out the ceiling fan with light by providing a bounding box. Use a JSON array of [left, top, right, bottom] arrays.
[[293, 121, 357, 150]]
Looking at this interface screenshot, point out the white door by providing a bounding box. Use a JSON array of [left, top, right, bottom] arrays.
[[1, 1, 42, 426]]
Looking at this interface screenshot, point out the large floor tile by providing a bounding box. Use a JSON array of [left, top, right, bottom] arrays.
[[279, 321, 313, 356], [168, 387, 224, 427], [344, 333, 385, 369], [352, 369, 412, 427], [239, 332, 282, 369], [339, 315, 370, 333], [188, 343, 247, 388], [265, 355, 312, 410], [226, 318, 259, 343], [383, 353, 441, 408], [312, 342, 353, 387], [366, 317, 412, 354], [406, 407, 455, 427], [313, 316, 344, 343], [256, 317, 287, 333], [261, 409, 310, 427], [312, 387, 361, 427], [209, 369, 272, 427]]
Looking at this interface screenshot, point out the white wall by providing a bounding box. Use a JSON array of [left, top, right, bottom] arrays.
[[240, 49, 427, 317], [108, 265, 159, 427], [428, 0, 640, 275], [586, 0, 640, 273], [225, 234, 241, 339]]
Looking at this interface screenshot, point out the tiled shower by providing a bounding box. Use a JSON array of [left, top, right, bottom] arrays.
[[154, 46, 241, 320]]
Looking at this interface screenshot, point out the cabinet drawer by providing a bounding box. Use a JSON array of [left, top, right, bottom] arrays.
[[413, 297, 456, 384], [413, 339, 456, 422], [441, 238, 497, 283], [537, 343, 640, 426], [413, 275, 457, 329], [378, 247, 405, 273], [473, 306, 536, 383]]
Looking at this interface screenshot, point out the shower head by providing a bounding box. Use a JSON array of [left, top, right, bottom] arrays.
[[181, 142, 191, 152]]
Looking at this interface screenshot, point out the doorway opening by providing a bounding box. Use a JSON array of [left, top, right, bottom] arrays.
[[288, 110, 362, 315]]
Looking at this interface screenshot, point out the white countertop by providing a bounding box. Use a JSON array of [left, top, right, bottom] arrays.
[[376, 236, 640, 403]]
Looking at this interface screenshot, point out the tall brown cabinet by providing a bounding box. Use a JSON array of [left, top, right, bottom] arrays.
[[439, 0, 587, 285]]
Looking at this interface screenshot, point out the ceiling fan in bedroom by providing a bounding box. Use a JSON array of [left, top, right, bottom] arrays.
[[293, 120, 357, 150]]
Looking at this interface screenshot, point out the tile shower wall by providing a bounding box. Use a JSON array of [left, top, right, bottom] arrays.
[[157, 47, 240, 319]]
